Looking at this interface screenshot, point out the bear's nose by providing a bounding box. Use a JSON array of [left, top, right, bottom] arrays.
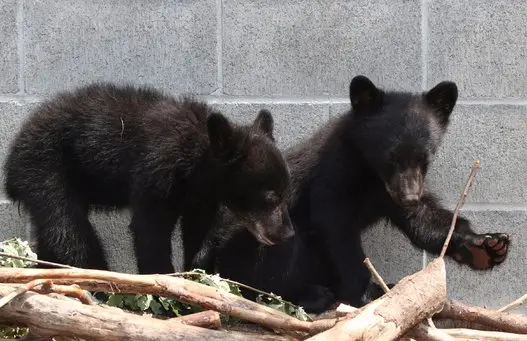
[[401, 194, 420, 206]]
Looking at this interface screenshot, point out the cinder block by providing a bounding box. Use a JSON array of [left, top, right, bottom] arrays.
[[223, 0, 421, 96], [437, 208, 527, 314], [428, 105, 527, 205], [24, 0, 217, 95], [89, 211, 185, 273], [210, 102, 330, 150], [362, 222, 424, 284], [0, 0, 18, 93], [0, 102, 38, 200], [0, 202, 29, 242], [22, 209, 185, 274], [428, 0, 527, 99]]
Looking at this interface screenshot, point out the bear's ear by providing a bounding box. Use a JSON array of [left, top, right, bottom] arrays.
[[207, 113, 235, 158], [252, 109, 274, 140], [349, 75, 381, 112], [425, 81, 458, 123]]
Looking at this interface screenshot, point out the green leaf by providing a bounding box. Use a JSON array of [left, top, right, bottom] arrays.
[[135, 294, 153, 311], [106, 294, 126, 309], [149, 300, 164, 315]]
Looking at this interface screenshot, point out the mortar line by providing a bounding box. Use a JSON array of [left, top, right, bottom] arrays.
[[16, 0, 25, 95], [1, 94, 527, 106], [0, 94, 43, 103], [202, 96, 527, 106], [460, 203, 527, 211], [420, 0, 429, 90], [457, 99, 527, 105], [213, 0, 223, 95]]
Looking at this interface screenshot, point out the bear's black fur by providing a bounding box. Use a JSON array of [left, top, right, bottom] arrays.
[[210, 75, 510, 312], [4, 83, 294, 273]]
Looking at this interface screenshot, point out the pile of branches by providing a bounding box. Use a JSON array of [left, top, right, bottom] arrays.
[[0, 160, 525, 341]]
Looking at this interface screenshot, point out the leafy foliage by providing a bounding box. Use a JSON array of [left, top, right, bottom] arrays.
[[0, 238, 312, 331], [99, 269, 312, 322], [0, 238, 35, 339], [256, 293, 311, 321], [0, 238, 37, 268]]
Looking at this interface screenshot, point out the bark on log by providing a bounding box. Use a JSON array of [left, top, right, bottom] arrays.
[[437, 300, 527, 334], [0, 268, 311, 334], [306, 258, 447, 341], [171, 310, 221, 329], [0, 284, 294, 341]]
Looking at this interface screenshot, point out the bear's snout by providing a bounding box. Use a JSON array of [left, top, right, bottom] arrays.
[[387, 167, 424, 207], [246, 205, 295, 246]]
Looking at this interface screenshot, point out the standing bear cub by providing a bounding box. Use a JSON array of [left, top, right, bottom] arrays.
[[211, 75, 510, 312], [4, 83, 294, 273]]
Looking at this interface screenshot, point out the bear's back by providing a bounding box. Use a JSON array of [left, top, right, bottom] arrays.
[[5, 83, 213, 207]]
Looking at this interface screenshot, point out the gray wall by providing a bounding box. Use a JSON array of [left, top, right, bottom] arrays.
[[0, 0, 525, 313]]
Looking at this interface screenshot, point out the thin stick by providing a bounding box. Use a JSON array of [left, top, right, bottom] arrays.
[[169, 270, 311, 321], [0, 279, 52, 309], [443, 328, 527, 341], [437, 299, 527, 334], [363, 258, 390, 292], [439, 160, 481, 258], [0, 252, 75, 269], [498, 293, 527, 312], [0, 268, 313, 334], [34, 283, 94, 305]]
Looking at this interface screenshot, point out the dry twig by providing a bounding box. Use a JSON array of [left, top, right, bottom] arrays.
[[439, 160, 481, 258], [499, 294, 527, 313], [437, 300, 527, 334], [170, 310, 221, 329], [443, 328, 527, 340], [0, 252, 75, 269], [0, 283, 293, 341], [363, 258, 390, 292], [0, 279, 52, 309], [0, 267, 313, 335]]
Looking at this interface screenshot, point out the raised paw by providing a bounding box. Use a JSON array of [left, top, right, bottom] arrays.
[[453, 233, 510, 270]]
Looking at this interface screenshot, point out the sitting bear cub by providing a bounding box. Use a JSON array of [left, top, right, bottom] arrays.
[[4, 83, 294, 273], [204, 75, 510, 312]]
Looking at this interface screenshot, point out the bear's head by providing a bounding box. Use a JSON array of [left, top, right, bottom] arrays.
[[207, 109, 294, 245], [348, 75, 458, 208]]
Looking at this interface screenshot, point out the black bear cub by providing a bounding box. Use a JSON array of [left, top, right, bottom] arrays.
[[4, 83, 294, 273], [212, 75, 510, 312]]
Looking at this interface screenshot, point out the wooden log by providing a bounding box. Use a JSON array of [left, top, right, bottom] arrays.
[[0, 284, 295, 341], [306, 258, 447, 341], [0, 268, 311, 334], [443, 328, 527, 340], [437, 300, 527, 334]]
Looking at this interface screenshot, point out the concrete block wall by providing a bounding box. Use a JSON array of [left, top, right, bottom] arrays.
[[0, 0, 525, 312]]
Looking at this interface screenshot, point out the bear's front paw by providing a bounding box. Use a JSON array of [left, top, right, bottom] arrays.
[[453, 233, 510, 270]]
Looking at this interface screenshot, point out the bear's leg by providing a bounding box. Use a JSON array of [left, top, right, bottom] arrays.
[[189, 232, 218, 272], [26, 190, 108, 269], [295, 285, 336, 313], [388, 192, 510, 270], [310, 202, 372, 307], [129, 199, 178, 274], [180, 206, 218, 271]]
